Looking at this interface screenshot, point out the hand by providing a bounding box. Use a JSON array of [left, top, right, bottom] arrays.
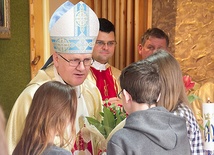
[[105, 97, 122, 106]]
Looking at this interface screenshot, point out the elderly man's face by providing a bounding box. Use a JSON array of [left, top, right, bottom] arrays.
[[53, 52, 92, 86], [138, 37, 168, 59]]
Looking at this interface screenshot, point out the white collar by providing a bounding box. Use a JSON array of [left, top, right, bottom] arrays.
[[91, 60, 108, 71]]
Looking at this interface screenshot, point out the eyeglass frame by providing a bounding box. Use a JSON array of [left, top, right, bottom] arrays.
[[95, 40, 117, 47], [58, 54, 94, 67], [117, 89, 123, 99]]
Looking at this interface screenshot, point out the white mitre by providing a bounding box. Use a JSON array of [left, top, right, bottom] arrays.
[[49, 1, 99, 54]]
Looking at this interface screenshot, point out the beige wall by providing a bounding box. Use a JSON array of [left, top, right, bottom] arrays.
[[152, 0, 214, 85]]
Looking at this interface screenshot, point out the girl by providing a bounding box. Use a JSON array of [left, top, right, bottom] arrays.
[[146, 50, 204, 154], [12, 81, 77, 155]]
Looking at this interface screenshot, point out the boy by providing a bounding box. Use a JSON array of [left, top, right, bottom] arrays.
[[107, 60, 191, 155]]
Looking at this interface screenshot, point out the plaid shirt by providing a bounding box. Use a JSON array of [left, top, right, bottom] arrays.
[[173, 103, 204, 155]]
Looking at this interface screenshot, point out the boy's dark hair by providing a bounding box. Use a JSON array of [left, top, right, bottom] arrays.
[[119, 60, 160, 104], [99, 18, 115, 34], [141, 28, 169, 47]]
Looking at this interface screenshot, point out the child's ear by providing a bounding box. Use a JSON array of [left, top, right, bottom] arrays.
[[123, 89, 132, 103]]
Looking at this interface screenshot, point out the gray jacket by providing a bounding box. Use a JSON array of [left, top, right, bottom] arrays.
[[41, 145, 71, 155], [107, 107, 191, 155]]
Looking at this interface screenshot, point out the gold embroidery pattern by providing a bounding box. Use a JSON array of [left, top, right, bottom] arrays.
[[104, 80, 109, 97]]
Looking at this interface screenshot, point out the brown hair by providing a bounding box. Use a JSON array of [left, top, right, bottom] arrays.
[[13, 81, 77, 155], [141, 28, 169, 47], [120, 60, 160, 105], [146, 50, 189, 111]]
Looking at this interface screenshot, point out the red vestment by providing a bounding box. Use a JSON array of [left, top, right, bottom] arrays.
[[90, 67, 118, 101]]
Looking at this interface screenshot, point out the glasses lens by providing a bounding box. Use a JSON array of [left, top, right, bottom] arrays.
[[96, 41, 104, 46], [107, 41, 117, 47], [96, 40, 117, 47], [83, 58, 93, 66], [69, 60, 78, 67]]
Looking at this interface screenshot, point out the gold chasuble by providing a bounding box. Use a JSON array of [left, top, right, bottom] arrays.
[[5, 64, 103, 155], [6, 1, 104, 155]]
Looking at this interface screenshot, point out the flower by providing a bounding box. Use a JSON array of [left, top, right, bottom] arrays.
[[183, 75, 195, 91], [183, 75, 200, 103], [86, 100, 127, 139]]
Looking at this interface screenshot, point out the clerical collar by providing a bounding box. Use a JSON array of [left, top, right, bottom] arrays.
[[91, 60, 108, 71]]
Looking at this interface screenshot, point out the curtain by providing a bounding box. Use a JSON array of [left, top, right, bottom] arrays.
[[84, 0, 152, 70]]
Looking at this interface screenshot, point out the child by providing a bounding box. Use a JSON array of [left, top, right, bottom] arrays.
[[107, 60, 191, 155], [12, 81, 77, 155], [146, 50, 204, 154]]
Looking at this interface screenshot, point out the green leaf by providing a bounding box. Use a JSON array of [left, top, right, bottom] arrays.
[[109, 103, 116, 109], [115, 112, 126, 126], [102, 126, 113, 139], [103, 106, 115, 137], [188, 94, 200, 103], [98, 126, 106, 136], [103, 107, 115, 128], [86, 103, 127, 139], [207, 120, 210, 127], [199, 124, 204, 131], [99, 111, 104, 117], [86, 117, 100, 125], [86, 117, 106, 136]]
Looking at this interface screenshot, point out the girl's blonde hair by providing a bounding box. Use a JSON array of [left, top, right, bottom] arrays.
[[146, 50, 189, 112]]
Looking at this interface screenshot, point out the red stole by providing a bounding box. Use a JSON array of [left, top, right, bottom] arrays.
[[90, 67, 118, 100], [72, 130, 93, 154]]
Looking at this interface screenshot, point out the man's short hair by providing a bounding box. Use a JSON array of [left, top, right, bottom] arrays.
[[99, 18, 115, 34], [141, 28, 169, 47], [119, 60, 160, 104]]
